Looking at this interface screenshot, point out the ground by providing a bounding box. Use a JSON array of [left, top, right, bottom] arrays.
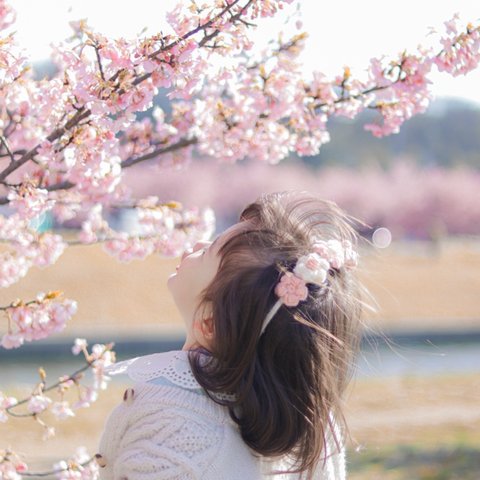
[[3, 373, 479, 478]]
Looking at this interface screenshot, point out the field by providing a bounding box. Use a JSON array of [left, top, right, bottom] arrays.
[[1, 237, 479, 336], [1, 238, 480, 478], [346, 374, 480, 479]]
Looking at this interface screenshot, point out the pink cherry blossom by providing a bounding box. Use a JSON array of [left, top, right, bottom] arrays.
[[30, 233, 67, 268], [72, 386, 98, 409], [7, 184, 54, 221], [434, 13, 480, 76], [72, 338, 88, 356], [1, 332, 25, 349], [27, 394, 52, 414], [363, 50, 433, 137], [88, 343, 116, 391], [103, 232, 155, 262], [52, 446, 99, 479], [51, 401, 75, 420], [0, 456, 28, 480], [0, 391, 18, 422], [0, 252, 30, 288], [0, 0, 16, 30], [58, 375, 75, 389], [2, 295, 77, 349], [78, 204, 111, 244], [0, 3, 27, 87]]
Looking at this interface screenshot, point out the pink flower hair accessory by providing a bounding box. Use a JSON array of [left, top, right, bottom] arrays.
[[293, 253, 330, 285], [274, 272, 309, 307], [260, 239, 358, 336], [312, 239, 358, 269]]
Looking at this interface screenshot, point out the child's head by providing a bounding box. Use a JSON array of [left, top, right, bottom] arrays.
[[175, 191, 364, 476]]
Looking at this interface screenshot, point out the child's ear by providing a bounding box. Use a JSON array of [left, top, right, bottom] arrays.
[[200, 316, 215, 340]]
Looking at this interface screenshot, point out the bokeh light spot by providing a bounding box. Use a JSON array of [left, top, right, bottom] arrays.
[[372, 227, 392, 248]]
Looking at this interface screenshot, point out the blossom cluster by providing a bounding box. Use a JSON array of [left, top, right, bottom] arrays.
[[0, 338, 114, 477], [434, 13, 480, 76], [0, 448, 28, 480], [52, 446, 99, 480], [362, 49, 434, 137], [1, 292, 77, 349], [0, 0, 27, 87], [0, 209, 67, 288], [79, 200, 215, 261], [71, 338, 116, 391], [0, 446, 100, 480]]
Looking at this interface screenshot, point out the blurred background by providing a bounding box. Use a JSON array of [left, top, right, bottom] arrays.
[[1, 1, 480, 479]]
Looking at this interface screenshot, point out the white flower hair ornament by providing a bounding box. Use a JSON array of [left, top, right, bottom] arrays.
[[260, 239, 358, 335]]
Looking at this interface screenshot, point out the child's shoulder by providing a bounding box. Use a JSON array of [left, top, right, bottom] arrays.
[[105, 349, 236, 415]]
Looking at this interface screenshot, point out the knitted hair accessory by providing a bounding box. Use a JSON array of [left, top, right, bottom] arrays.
[[260, 239, 358, 335]]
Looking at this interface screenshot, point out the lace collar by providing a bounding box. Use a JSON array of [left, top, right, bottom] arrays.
[[104, 350, 209, 390]]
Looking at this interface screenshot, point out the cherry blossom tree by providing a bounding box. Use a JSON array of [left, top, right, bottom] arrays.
[[0, 0, 479, 477]]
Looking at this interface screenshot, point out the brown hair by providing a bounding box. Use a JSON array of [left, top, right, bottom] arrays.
[[189, 191, 364, 477]]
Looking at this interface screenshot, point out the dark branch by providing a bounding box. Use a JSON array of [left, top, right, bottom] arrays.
[[93, 42, 106, 81], [19, 456, 96, 478], [121, 136, 197, 168], [6, 343, 114, 417], [0, 108, 90, 182], [0, 135, 15, 163], [0, 137, 197, 204]]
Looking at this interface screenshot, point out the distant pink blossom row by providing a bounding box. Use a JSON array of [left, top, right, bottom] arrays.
[[123, 159, 480, 240]]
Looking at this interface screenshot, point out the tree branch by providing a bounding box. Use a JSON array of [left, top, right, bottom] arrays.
[[6, 343, 114, 417], [93, 42, 106, 81], [153, 0, 245, 55], [0, 134, 15, 164], [19, 456, 96, 478], [120, 136, 197, 168], [0, 149, 27, 158], [0, 108, 90, 182], [0, 137, 197, 204], [313, 84, 391, 111]]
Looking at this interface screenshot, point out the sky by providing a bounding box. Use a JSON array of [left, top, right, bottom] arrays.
[[10, 0, 480, 106]]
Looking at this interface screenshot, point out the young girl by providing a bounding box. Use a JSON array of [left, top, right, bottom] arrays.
[[96, 191, 364, 479]]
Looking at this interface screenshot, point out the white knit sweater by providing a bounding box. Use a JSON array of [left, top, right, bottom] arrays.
[[97, 350, 346, 480]]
